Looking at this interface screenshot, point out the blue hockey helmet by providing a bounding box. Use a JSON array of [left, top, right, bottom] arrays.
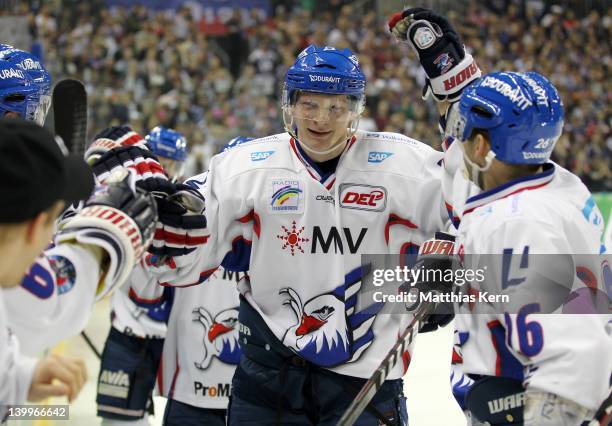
[[282, 45, 366, 140], [0, 60, 46, 125], [145, 126, 188, 161], [0, 48, 52, 124], [222, 136, 255, 152], [146, 126, 188, 181], [446, 71, 564, 165]]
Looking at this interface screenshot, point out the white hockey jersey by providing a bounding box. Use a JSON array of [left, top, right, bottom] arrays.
[[3, 243, 100, 355], [149, 130, 448, 379], [110, 265, 169, 339], [159, 267, 243, 409], [0, 290, 37, 420], [453, 162, 612, 411]]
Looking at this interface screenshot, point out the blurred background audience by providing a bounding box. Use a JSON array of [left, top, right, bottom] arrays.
[[4, 0, 610, 190]]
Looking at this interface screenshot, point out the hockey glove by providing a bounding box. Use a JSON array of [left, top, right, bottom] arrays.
[[401, 232, 456, 333], [149, 183, 208, 258], [85, 126, 149, 165], [56, 169, 157, 300], [388, 8, 481, 102]]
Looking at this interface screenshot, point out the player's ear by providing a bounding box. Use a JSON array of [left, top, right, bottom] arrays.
[[473, 132, 491, 161], [25, 212, 48, 244]]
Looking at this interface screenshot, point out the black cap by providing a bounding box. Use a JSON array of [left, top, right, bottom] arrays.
[[0, 118, 94, 223]]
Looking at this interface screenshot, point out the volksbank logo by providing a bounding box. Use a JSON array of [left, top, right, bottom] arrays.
[[194, 382, 232, 397], [251, 151, 274, 161], [309, 75, 341, 83], [368, 151, 393, 163]]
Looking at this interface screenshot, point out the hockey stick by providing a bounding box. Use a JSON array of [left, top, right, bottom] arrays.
[[52, 78, 87, 156], [337, 301, 434, 426], [80, 331, 102, 359], [589, 390, 612, 426]]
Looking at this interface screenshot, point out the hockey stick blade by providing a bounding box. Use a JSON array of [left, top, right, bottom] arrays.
[[53, 79, 87, 155], [337, 301, 434, 426]]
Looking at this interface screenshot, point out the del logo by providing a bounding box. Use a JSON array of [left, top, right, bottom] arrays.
[[339, 183, 387, 212], [270, 179, 302, 212], [250, 150, 274, 161], [368, 151, 393, 163]]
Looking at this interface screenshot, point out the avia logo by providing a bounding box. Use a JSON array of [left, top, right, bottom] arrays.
[[309, 75, 341, 83], [488, 392, 525, 414], [99, 370, 130, 387], [443, 61, 480, 91], [367, 151, 393, 163], [193, 382, 232, 397], [311, 226, 367, 254], [250, 151, 274, 161], [339, 184, 387, 212]]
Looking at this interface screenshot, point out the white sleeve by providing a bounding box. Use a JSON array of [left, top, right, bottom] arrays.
[[0, 293, 37, 410], [150, 159, 252, 287], [484, 220, 612, 411], [3, 243, 100, 355]]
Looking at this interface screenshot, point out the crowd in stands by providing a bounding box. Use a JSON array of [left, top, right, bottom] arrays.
[[13, 0, 612, 190]]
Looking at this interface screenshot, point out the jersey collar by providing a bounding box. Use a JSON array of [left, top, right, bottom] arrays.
[[463, 162, 555, 216], [289, 136, 357, 191]]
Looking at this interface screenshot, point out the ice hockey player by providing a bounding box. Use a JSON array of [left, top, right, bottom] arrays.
[[390, 8, 612, 425], [158, 136, 254, 426], [0, 119, 157, 420], [109, 44, 463, 425], [95, 126, 187, 426]]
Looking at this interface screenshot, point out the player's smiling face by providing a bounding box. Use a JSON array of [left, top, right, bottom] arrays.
[[293, 92, 352, 156]]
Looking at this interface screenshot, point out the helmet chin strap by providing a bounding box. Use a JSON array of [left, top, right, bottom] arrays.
[[297, 136, 348, 158], [462, 149, 496, 188]]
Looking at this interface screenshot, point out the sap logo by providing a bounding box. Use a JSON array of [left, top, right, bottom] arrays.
[[339, 184, 387, 212], [311, 226, 367, 254], [250, 151, 274, 161], [315, 195, 334, 204], [0, 67, 25, 80], [487, 392, 525, 414], [368, 151, 393, 163], [193, 382, 232, 397], [443, 61, 480, 92], [309, 75, 341, 83]]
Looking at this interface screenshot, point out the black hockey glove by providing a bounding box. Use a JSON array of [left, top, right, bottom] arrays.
[[401, 232, 456, 333], [388, 8, 481, 102]]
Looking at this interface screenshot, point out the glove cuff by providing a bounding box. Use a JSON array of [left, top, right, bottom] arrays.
[[429, 52, 481, 102], [56, 205, 145, 300]]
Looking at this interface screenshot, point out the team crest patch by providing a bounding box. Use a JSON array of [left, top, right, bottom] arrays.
[[270, 178, 303, 213], [47, 255, 76, 295]]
